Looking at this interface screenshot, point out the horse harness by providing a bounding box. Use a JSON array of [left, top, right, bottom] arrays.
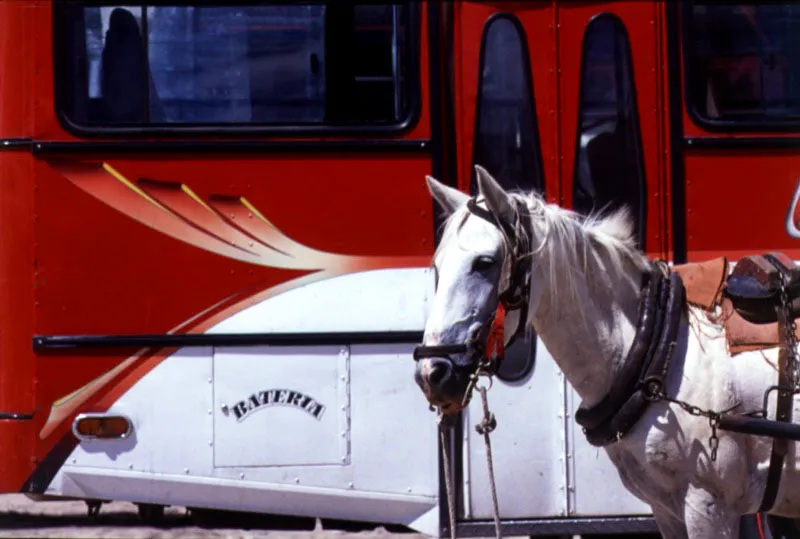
[[573, 260, 698, 447], [414, 195, 800, 534], [413, 195, 532, 377], [578, 251, 800, 514]]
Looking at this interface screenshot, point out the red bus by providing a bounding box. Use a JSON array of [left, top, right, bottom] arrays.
[[0, 1, 798, 537]]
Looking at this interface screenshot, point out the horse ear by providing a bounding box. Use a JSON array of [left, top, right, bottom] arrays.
[[426, 175, 469, 215], [475, 165, 515, 225]]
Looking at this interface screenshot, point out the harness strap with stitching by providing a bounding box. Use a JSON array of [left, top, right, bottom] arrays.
[[758, 254, 795, 513]]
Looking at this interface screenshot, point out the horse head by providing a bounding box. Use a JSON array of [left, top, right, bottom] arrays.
[[414, 166, 540, 414]]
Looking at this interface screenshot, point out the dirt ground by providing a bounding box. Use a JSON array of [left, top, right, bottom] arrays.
[[0, 494, 429, 539]]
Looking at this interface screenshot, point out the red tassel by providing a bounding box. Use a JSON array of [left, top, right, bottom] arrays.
[[485, 303, 506, 364]]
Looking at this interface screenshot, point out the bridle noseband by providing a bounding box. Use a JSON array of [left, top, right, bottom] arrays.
[[413, 195, 532, 380]]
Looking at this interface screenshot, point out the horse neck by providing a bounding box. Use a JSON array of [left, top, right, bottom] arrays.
[[529, 235, 645, 408]]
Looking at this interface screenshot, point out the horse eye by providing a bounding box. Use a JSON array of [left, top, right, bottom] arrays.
[[472, 256, 496, 272]]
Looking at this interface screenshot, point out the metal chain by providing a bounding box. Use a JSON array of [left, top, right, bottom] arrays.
[[778, 273, 800, 390], [639, 270, 799, 463], [649, 388, 739, 462]]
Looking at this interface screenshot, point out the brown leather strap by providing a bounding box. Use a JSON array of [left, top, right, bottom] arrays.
[[759, 307, 793, 512]]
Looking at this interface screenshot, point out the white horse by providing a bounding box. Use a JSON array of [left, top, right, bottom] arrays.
[[414, 165, 800, 539]]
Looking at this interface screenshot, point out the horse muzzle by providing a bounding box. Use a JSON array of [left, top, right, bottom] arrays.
[[412, 341, 483, 414]]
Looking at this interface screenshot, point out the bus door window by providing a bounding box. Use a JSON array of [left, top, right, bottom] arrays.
[[471, 14, 544, 382], [572, 14, 646, 249]]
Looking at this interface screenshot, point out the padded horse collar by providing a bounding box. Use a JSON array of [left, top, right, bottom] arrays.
[[575, 261, 687, 446]]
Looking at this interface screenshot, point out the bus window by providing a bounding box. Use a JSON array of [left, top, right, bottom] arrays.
[[471, 15, 544, 195], [471, 14, 543, 383], [55, 3, 416, 130], [572, 14, 646, 249], [686, 3, 800, 127]]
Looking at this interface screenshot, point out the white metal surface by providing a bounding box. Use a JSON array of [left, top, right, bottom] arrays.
[[213, 345, 350, 468], [59, 468, 439, 535], [207, 267, 435, 334], [566, 387, 652, 516], [464, 336, 569, 519], [48, 269, 440, 535]]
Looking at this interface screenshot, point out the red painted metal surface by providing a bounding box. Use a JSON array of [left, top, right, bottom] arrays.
[[0, 0, 799, 503], [0, 1, 438, 488], [0, 1, 39, 490], [684, 150, 800, 261]]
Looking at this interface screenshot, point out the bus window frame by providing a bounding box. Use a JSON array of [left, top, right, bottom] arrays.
[[681, 1, 800, 133], [51, 0, 423, 138]]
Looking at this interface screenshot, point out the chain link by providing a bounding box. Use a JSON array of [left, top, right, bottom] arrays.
[[635, 267, 800, 462], [778, 273, 800, 390], [652, 389, 737, 461]]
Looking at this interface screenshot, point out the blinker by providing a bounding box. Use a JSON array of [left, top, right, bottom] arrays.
[[72, 413, 132, 441]]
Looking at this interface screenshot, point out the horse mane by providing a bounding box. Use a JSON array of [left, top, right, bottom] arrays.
[[433, 188, 650, 307]]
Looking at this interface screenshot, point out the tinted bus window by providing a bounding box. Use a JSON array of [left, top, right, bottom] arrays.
[[56, 3, 415, 129], [471, 14, 542, 383], [471, 15, 544, 195], [573, 14, 646, 248], [687, 3, 800, 126]]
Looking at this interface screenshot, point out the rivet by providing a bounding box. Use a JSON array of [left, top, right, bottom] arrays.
[[348, 482, 354, 489], [407, 487, 412, 493], [208, 409, 212, 415], [240, 473, 245, 479], [208, 377, 212, 384], [295, 477, 300, 484], [129, 464, 133, 469], [184, 468, 190, 474], [208, 441, 213, 446]]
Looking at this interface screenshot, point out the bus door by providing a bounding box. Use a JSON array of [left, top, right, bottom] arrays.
[[450, 1, 569, 521], [556, 1, 668, 519], [450, 0, 666, 523]]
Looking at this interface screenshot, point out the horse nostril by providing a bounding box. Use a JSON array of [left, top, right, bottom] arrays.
[[428, 360, 451, 387]]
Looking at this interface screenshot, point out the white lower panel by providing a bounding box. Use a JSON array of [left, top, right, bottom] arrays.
[[59, 467, 438, 535], [465, 335, 568, 519], [48, 341, 440, 533], [567, 387, 652, 516], [213, 345, 349, 468]]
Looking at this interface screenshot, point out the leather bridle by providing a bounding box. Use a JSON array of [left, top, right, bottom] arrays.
[[413, 195, 532, 377]]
